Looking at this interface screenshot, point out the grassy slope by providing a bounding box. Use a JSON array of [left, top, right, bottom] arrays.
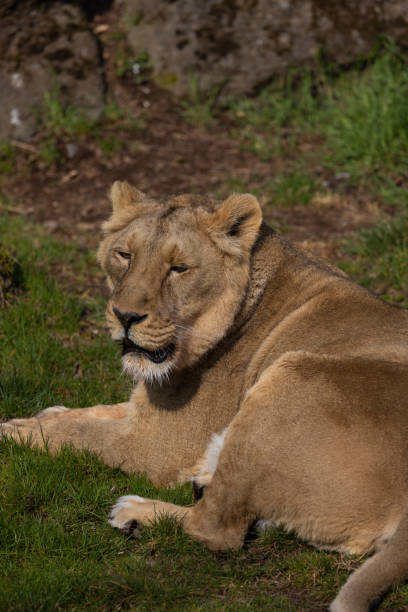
[[0, 214, 352, 612], [2, 44, 408, 610], [1, 215, 408, 611]]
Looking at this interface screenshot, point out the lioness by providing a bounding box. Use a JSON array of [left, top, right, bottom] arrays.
[[2, 181, 408, 611]]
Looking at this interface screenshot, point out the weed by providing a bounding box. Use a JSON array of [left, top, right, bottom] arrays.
[[370, 175, 408, 210], [115, 46, 152, 83], [264, 172, 317, 206], [219, 172, 317, 207], [104, 101, 125, 122], [180, 73, 228, 127], [41, 80, 96, 138], [230, 70, 318, 131], [239, 129, 282, 160], [230, 41, 408, 184], [222, 176, 250, 194], [97, 134, 122, 157], [0, 142, 15, 174], [38, 137, 61, 166], [320, 45, 408, 175], [131, 11, 144, 26], [341, 215, 408, 306], [131, 50, 152, 83]]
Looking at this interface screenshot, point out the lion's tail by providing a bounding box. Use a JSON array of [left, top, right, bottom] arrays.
[[330, 507, 408, 612]]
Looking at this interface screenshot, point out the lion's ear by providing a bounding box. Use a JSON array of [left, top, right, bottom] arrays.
[[110, 181, 147, 212], [202, 194, 262, 255], [103, 181, 153, 234]]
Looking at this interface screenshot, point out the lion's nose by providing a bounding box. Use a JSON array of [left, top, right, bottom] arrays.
[[113, 307, 148, 332]]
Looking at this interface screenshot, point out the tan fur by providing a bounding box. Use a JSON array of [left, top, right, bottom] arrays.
[[2, 181, 408, 610]]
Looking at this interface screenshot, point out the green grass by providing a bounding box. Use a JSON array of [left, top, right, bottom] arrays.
[[0, 142, 15, 175], [41, 82, 97, 139], [25, 78, 143, 167], [341, 215, 408, 307], [0, 214, 129, 418], [263, 171, 317, 207], [229, 69, 318, 160], [229, 41, 408, 203], [220, 172, 317, 207], [180, 73, 228, 127], [97, 134, 123, 157], [1, 213, 408, 610], [230, 69, 318, 131], [320, 47, 408, 175], [114, 47, 152, 82]]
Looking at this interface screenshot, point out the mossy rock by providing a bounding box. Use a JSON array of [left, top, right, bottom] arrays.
[[0, 245, 22, 306]]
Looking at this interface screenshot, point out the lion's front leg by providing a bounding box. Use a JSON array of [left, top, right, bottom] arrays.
[[109, 495, 191, 534], [0, 402, 132, 465]]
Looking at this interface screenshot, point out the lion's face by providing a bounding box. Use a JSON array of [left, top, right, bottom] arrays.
[[98, 182, 262, 384]]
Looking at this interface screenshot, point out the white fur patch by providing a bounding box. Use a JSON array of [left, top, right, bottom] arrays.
[[206, 428, 228, 475], [115, 494, 148, 505], [255, 519, 273, 532], [36, 406, 70, 417], [108, 495, 149, 530], [122, 353, 175, 385]]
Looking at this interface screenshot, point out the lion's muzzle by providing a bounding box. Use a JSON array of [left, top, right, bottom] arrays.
[[122, 338, 176, 364], [113, 307, 148, 332]]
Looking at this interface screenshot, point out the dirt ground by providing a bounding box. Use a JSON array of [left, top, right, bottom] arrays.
[[0, 19, 382, 264]]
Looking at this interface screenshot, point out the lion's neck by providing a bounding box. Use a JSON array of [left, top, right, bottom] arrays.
[[233, 224, 285, 329], [234, 224, 342, 334]]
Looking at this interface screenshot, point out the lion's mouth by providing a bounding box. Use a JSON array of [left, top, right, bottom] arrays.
[[122, 338, 175, 364]]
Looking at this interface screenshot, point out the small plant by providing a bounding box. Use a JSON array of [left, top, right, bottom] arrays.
[[229, 41, 408, 187], [370, 174, 408, 210], [38, 138, 61, 167], [103, 101, 124, 121], [229, 70, 319, 131], [114, 46, 152, 83], [0, 142, 15, 174], [223, 176, 249, 193], [342, 215, 408, 306], [0, 244, 22, 307], [180, 73, 228, 127], [264, 172, 317, 206], [41, 80, 96, 138], [239, 129, 282, 160], [97, 134, 122, 157], [320, 43, 408, 175]]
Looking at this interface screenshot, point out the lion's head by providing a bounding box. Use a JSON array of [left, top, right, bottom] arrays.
[[97, 181, 262, 383]]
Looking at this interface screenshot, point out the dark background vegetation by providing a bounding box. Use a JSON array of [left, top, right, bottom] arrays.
[[1, 1, 408, 610]]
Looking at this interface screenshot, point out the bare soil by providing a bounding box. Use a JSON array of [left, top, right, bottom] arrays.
[[0, 18, 382, 265]]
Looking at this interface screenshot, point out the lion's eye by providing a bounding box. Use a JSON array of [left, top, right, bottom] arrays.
[[118, 251, 131, 260], [170, 264, 188, 274]]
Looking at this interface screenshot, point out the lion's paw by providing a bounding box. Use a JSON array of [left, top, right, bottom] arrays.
[[0, 416, 41, 443], [0, 420, 18, 433], [109, 495, 152, 534]]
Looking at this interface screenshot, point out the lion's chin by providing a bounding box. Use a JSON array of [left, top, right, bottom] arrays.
[[121, 352, 176, 385]]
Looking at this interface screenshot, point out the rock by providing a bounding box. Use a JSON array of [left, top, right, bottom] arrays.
[[120, 0, 408, 96], [0, 1, 104, 141], [335, 172, 351, 181], [43, 220, 59, 233], [65, 142, 79, 159]]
